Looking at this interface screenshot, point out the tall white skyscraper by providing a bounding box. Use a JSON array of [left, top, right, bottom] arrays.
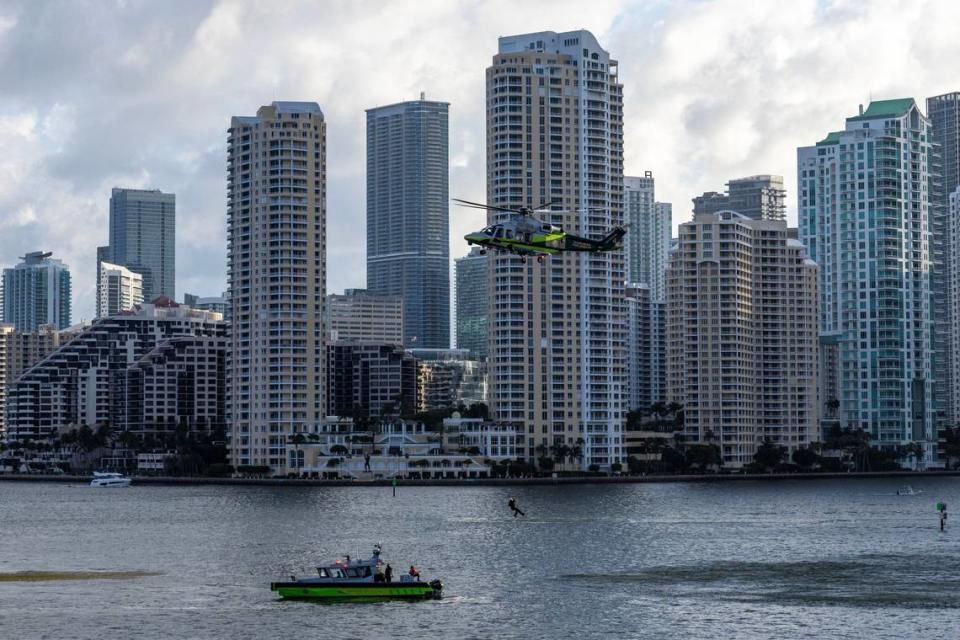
[[799, 98, 937, 465], [486, 30, 625, 470], [226, 102, 326, 474], [96, 261, 143, 318], [624, 172, 672, 300]]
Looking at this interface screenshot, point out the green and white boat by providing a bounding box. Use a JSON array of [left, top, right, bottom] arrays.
[[270, 544, 443, 601]]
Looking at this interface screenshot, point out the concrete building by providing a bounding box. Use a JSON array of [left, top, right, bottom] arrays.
[[625, 283, 666, 412], [486, 30, 625, 470], [4, 300, 223, 443], [183, 293, 229, 317], [454, 247, 488, 358], [666, 212, 819, 467], [366, 96, 449, 349], [325, 289, 403, 344], [624, 173, 672, 300], [799, 98, 939, 464], [100, 187, 175, 301], [326, 342, 418, 421], [409, 348, 489, 411], [819, 331, 848, 431], [693, 175, 787, 221], [950, 187, 960, 433], [927, 92, 960, 425], [2, 251, 71, 331], [226, 102, 327, 473], [97, 262, 144, 318]]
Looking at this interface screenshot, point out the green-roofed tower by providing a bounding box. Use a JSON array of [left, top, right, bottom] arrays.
[[798, 98, 940, 467]]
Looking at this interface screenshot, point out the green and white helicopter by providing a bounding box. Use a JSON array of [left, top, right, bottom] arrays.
[[457, 198, 626, 263]]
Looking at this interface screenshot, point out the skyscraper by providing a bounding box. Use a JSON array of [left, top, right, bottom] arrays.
[[624, 172, 671, 300], [366, 96, 449, 349], [666, 212, 819, 466], [799, 99, 938, 464], [226, 101, 327, 474], [692, 175, 787, 221], [625, 283, 665, 412], [927, 92, 960, 425], [486, 30, 625, 470], [103, 187, 175, 301], [454, 247, 488, 358], [96, 261, 143, 318], [2, 251, 71, 331]]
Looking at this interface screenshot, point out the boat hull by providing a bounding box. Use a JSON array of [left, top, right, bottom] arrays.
[[270, 581, 437, 601]]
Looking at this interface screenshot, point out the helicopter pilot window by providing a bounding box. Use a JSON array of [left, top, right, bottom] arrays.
[[505, 229, 514, 239], [495, 228, 505, 238]]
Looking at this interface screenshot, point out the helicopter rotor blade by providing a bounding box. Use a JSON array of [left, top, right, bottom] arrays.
[[451, 198, 521, 214]]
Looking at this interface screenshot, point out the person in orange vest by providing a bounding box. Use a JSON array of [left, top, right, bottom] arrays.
[[409, 565, 420, 580]]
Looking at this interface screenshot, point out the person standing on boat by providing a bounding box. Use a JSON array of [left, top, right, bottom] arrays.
[[508, 497, 526, 517], [409, 565, 420, 580], [384, 564, 393, 582], [364, 453, 371, 472]]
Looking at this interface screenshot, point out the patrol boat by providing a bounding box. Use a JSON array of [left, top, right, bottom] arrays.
[[270, 544, 443, 601]]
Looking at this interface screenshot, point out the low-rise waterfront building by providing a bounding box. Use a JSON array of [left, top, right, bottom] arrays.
[[284, 417, 519, 479]]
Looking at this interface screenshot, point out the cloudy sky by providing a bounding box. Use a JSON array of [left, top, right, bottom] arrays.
[[1, 0, 958, 321]]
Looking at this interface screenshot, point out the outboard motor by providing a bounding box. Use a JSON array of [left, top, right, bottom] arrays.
[[429, 579, 443, 599]]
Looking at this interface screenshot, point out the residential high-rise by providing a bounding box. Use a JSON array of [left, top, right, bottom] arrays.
[[4, 300, 224, 443], [799, 99, 938, 464], [487, 30, 625, 470], [366, 96, 449, 349], [927, 92, 960, 425], [2, 251, 71, 331], [624, 173, 672, 300], [326, 342, 417, 420], [325, 289, 403, 344], [692, 175, 787, 221], [454, 247, 488, 358], [950, 187, 960, 431], [104, 187, 175, 301], [625, 283, 665, 412], [226, 102, 327, 473], [96, 262, 144, 318], [666, 212, 819, 466], [0, 323, 63, 438]]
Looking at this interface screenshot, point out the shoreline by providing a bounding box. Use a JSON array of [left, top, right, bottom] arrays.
[[1, 469, 958, 487]]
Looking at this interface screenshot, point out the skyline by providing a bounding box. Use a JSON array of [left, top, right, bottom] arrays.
[[1, 0, 960, 321]]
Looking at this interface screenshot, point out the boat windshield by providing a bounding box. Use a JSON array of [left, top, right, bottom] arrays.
[[345, 567, 371, 578], [317, 567, 329, 577]]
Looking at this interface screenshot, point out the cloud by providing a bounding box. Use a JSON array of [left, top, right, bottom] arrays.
[[0, 0, 957, 323]]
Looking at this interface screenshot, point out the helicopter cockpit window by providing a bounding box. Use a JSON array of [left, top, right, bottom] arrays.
[[505, 229, 513, 239], [494, 228, 505, 238], [542, 224, 552, 231]]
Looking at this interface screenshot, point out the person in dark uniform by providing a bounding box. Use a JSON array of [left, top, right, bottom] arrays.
[[384, 564, 393, 582], [508, 497, 526, 517]]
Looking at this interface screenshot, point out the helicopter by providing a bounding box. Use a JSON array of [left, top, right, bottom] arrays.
[[456, 198, 626, 263]]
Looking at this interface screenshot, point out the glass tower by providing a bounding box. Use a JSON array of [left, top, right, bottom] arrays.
[[366, 97, 450, 349], [103, 187, 176, 302]]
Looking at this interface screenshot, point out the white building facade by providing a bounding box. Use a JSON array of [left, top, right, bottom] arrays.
[[798, 99, 937, 464]]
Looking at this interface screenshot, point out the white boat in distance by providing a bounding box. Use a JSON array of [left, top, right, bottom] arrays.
[[90, 472, 132, 488], [897, 485, 922, 496]]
